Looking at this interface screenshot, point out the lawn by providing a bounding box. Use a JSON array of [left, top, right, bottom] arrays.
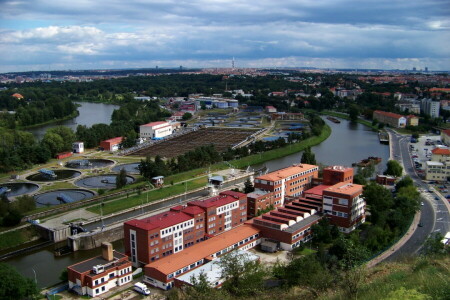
[[87, 177, 207, 215]]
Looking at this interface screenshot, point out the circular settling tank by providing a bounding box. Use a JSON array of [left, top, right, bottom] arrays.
[[0, 183, 39, 197], [34, 189, 95, 207], [75, 175, 135, 189], [65, 159, 114, 169], [26, 169, 81, 182], [111, 163, 140, 174]]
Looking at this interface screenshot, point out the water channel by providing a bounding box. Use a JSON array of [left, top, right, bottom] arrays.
[[27, 102, 119, 140], [5, 112, 389, 288]]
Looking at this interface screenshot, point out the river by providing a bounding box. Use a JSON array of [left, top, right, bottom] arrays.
[[27, 102, 119, 140], [255, 118, 389, 174], [5, 113, 388, 288]]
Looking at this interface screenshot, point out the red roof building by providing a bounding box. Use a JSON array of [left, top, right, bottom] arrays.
[[67, 243, 132, 298], [11, 93, 24, 99], [99, 137, 123, 151], [373, 110, 407, 128]]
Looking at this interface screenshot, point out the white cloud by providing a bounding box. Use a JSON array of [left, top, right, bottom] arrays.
[[0, 0, 449, 71]]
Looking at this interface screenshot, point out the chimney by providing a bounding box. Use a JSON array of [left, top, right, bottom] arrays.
[[102, 242, 113, 261]]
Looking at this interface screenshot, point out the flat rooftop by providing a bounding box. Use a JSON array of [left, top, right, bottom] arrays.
[[69, 251, 128, 274]]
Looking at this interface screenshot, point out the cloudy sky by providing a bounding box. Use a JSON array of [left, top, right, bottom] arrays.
[[0, 0, 449, 72]]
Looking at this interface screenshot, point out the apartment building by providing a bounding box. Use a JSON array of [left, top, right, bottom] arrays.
[[421, 98, 440, 118], [373, 110, 406, 128], [188, 190, 247, 236], [253, 164, 319, 206], [67, 243, 132, 298]]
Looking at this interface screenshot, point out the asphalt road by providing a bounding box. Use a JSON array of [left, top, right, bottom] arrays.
[[384, 130, 450, 261]]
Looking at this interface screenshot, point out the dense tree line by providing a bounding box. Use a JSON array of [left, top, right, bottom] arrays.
[[0, 195, 36, 226], [138, 145, 222, 179], [0, 87, 77, 128]]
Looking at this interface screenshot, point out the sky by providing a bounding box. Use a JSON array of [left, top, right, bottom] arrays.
[[0, 0, 449, 72]]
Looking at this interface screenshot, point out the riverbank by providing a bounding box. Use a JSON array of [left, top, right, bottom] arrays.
[[319, 110, 379, 131], [18, 110, 80, 130]]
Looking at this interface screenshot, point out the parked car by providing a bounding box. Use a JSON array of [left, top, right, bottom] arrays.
[[134, 283, 151, 296]]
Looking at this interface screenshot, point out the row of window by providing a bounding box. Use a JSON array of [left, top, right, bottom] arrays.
[[161, 220, 194, 236]]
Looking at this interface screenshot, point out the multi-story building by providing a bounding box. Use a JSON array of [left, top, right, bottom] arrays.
[[322, 165, 354, 185], [124, 207, 206, 267], [421, 98, 440, 118], [67, 243, 133, 298], [143, 225, 260, 290], [253, 164, 319, 206], [322, 182, 365, 233], [442, 129, 450, 145], [188, 190, 247, 236], [425, 148, 450, 181], [124, 191, 247, 267], [250, 199, 322, 251], [139, 121, 173, 139], [246, 190, 277, 218], [373, 110, 407, 128]]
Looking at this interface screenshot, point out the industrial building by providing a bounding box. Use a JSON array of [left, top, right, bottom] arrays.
[[140, 121, 173, 139], [99, 137, 123, 151]]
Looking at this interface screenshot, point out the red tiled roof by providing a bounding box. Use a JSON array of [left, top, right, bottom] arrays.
[[442, 129, 450, 137], [102, 137, 123, 144], [125, 211, 192, 231], [324, 182, 363, 196], [373, 110, 404, 120], [431, 148, 450, 155], [12, 93, 24, 99], [219, 190, 246, 199], [304, 184, 331, 196], [145, 225, 260, 275], [141, 121, 167, 127], [256, 164, 317, 182], [188, 194, 239, 209]]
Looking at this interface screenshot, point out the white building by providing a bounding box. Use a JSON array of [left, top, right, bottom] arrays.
[[72, 142, 84, 153], [421, 98, 440, 118], [140, 121, 173, 139]]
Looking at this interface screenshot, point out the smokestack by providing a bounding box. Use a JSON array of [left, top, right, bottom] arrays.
[[102, 242, 113, 261]]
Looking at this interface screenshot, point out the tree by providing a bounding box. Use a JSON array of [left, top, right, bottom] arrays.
[[218, 251, 266, 297], [363, 182, 394, 225], [47, 126, 76, 152], [0, 263, 38, 300], [348, 105, 359, 122], [422, 233, 448, 256], [385, 160, 403, 177], [42, 132, 65, 156], [180, 271, 228, 300], [395, 176, 413, 190], [243, 178, 255, 194], [116, 168, 128, 189], [182, 112, 193, 121], [301, 147, 317, 165]]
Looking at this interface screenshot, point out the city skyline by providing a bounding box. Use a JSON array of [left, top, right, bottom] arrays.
[[1, 0, 449, 73]]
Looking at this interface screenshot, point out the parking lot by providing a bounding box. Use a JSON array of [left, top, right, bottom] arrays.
[[408, 134, 443, 177]]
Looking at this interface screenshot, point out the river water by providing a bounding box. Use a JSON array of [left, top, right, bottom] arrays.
[[255, 118, 389, 174], [27, 102, 119, 140], [5, 112, 388, 288]]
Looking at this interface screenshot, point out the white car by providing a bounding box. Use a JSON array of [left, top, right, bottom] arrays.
[[134, 282, 151, 295]]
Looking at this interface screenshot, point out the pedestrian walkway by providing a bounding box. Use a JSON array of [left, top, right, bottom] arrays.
[[366, 210, 421, 268]]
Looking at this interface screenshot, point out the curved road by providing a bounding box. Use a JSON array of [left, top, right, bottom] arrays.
[[384, 129, 450, 261]]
